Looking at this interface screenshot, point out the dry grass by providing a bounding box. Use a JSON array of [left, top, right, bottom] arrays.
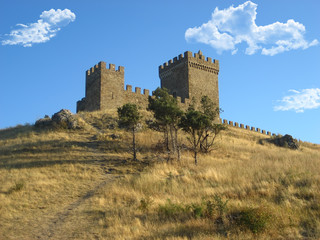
[[0, 111, 319, 239]]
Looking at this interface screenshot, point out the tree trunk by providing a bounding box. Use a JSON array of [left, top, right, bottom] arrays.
[[170, 125, 176, 154], [193, 131, 198, 165], [132, 127, 137, 161], [175, 128, 181, 161], [164, 125, 169, 152]]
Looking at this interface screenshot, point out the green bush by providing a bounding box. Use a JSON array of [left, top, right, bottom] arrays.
[[158, 199, 186, 220], [232, 207, 272, 234], [186, 203, 204, 218]]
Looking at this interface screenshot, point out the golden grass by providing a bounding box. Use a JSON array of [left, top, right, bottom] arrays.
[[0, 112, 319, 239]]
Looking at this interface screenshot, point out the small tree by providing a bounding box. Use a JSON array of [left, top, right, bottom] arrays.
[[180, 106, 211, 165], [200, 96, 226, 153], [148, 88, 183, 160], [117, 103, 142, 161]]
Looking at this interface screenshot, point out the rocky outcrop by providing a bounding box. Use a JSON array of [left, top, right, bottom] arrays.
[[35, 109, 84, 130], [260, 134, 299, 150], [271, 134, 299, 149]]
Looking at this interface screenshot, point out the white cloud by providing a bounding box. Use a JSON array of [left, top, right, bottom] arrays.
[[185, 1, 318, 55], [274, 88, 320, 113], [2, 9, 76, 47]]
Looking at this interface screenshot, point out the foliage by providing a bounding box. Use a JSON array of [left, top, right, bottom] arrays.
[[232, 207, 272, 234], [158, 199, 186, 220], [117, 103, 142, 129], [180, 96, 225, 164], [138, 196, 154, 213], [179, 106, 211, 165], [117, 103, 142, 160], [199, 96, 226, 153], [148, 88, 183, 159]]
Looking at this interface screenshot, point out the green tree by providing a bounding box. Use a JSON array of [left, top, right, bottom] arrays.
[[117, 103, 142, 161], [180, 106, 211, 165], [148, 88, 183, 160], [199, 96, 226, 153]]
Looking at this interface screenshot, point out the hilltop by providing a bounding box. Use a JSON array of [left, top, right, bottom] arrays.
[[0, 110, 319, 239]]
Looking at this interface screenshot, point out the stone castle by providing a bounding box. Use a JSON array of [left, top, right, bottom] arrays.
[[77, 50, 220, 115]]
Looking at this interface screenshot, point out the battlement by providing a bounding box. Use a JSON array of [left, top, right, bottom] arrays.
[[78, 50, 220, 116], [222, 119, 275, 136], [125, 85, 150, 96], [159, 50, 219, 74], [86, 61, 124, 76]]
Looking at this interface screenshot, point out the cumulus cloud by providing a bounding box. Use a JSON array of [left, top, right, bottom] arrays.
[[185, 1, 318, 55], [274, 88, 320, 113], [2, 9, 76, 47]]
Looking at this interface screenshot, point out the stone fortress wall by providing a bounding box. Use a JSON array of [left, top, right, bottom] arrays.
[[77, 50, 219, 113], [221, 119, 276, 136], [77, 50, 274, 136]]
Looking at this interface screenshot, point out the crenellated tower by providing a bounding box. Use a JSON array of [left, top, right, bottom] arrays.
[[77, 50, 220, 116], [159, 50, 219, 111], [77, 61, 125, 112]]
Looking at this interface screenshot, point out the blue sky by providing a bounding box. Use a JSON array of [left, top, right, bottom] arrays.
[[0, 0, 319, 144]]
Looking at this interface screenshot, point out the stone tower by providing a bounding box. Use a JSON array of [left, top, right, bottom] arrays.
[[77, 61, 125, 112], [159, 50, 219, 109]]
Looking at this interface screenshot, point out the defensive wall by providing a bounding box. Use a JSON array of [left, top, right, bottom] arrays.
[[77, 50, 218, 113], [76, 61, 192, 112], [220, 119, 277, 136]]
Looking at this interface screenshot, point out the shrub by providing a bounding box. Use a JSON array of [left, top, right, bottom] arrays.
[[158, 199, 186, 220], [231, 207, 272, 234], [186, 203, 205, 218], [7, 182, 24, 194], [138, 197, 153, 213]]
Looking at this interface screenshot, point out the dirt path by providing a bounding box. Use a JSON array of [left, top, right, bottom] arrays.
[[35, 174, 120, 240]]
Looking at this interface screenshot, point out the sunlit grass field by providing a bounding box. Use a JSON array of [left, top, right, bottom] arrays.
[[0, 110, 319, 239]]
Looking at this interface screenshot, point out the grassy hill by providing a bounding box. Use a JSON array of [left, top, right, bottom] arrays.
[[0, 110, 319, 239]]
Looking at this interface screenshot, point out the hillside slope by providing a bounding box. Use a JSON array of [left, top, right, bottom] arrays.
[[0, 111, 319, 239]]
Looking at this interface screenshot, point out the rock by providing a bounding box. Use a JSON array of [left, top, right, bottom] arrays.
[[51, 109, 83, 130], [35, 116, 52, 128], [271, 134, 299, 150]]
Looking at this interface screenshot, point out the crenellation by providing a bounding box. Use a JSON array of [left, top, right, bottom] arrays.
[[235, 122, 239, 127], [262, 130, 266, 134], [267, 131, 272, 136], [246, 125, 250, 130], [143, 89, 149, 96], [229, 121, 233, 126], [184, 51, 193, 58], [135, 87, 141, 94], [126, 85, 132, 92], [223, 119, 228, 124], [98, 61, 106, 69], [240, 123, 244, 128], [256, 128, 261, 133], [108, 64, 115, 70], [79, 51, 221, 120]]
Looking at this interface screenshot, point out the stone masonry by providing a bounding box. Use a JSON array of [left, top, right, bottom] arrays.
[[77, 50, 220, 117]]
